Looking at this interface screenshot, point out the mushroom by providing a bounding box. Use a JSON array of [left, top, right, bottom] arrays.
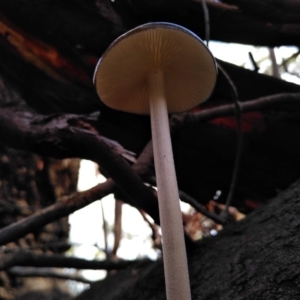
[[94, 22, 217, 300]]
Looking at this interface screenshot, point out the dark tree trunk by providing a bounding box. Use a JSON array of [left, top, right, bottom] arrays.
[[75, 180, 300, 300]]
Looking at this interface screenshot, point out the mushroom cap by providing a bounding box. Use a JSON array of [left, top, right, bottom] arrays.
[[94, 22, 217, 114]]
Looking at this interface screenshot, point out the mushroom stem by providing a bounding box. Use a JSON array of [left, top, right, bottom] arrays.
[[148, 69, 191, 300]]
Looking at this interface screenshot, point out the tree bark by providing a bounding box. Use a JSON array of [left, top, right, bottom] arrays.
[[75, 179, 300, 300]]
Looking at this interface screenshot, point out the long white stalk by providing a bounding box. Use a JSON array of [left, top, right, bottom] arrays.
[[148, 69, 191, 300]]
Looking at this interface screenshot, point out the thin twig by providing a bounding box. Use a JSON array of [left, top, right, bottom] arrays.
[[179, 191, 225, 225], [101, 200, 110, 258], [112, 199, 123, 257], [217, 64, 243, 220], [248, 52, 260, 72], [139, 210, 162, 249], [200, 0, 210, 46]]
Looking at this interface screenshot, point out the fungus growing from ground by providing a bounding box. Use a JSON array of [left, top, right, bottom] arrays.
[[94, 22, 217, 300]]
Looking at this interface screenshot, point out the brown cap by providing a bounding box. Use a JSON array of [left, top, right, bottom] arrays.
[[94, 22, 217, 114]]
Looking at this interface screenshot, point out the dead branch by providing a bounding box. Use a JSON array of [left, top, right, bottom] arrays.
[[101, 200, 110, 258], [0, 180, 115, 246], [0, 109, 160, 224], [0, 249, 138, 270], [183, 93, 300, 125], [8, 266, 93, 284], [200, 0, 210, 46], [139, 210, 162, 249], [112, 199, 123, 257]]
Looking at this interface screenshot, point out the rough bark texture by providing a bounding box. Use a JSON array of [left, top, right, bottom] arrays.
[[76, 179, 300, 300]]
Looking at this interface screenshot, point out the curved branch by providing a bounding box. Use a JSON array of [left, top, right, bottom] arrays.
[[0, 110, 160, 224]]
